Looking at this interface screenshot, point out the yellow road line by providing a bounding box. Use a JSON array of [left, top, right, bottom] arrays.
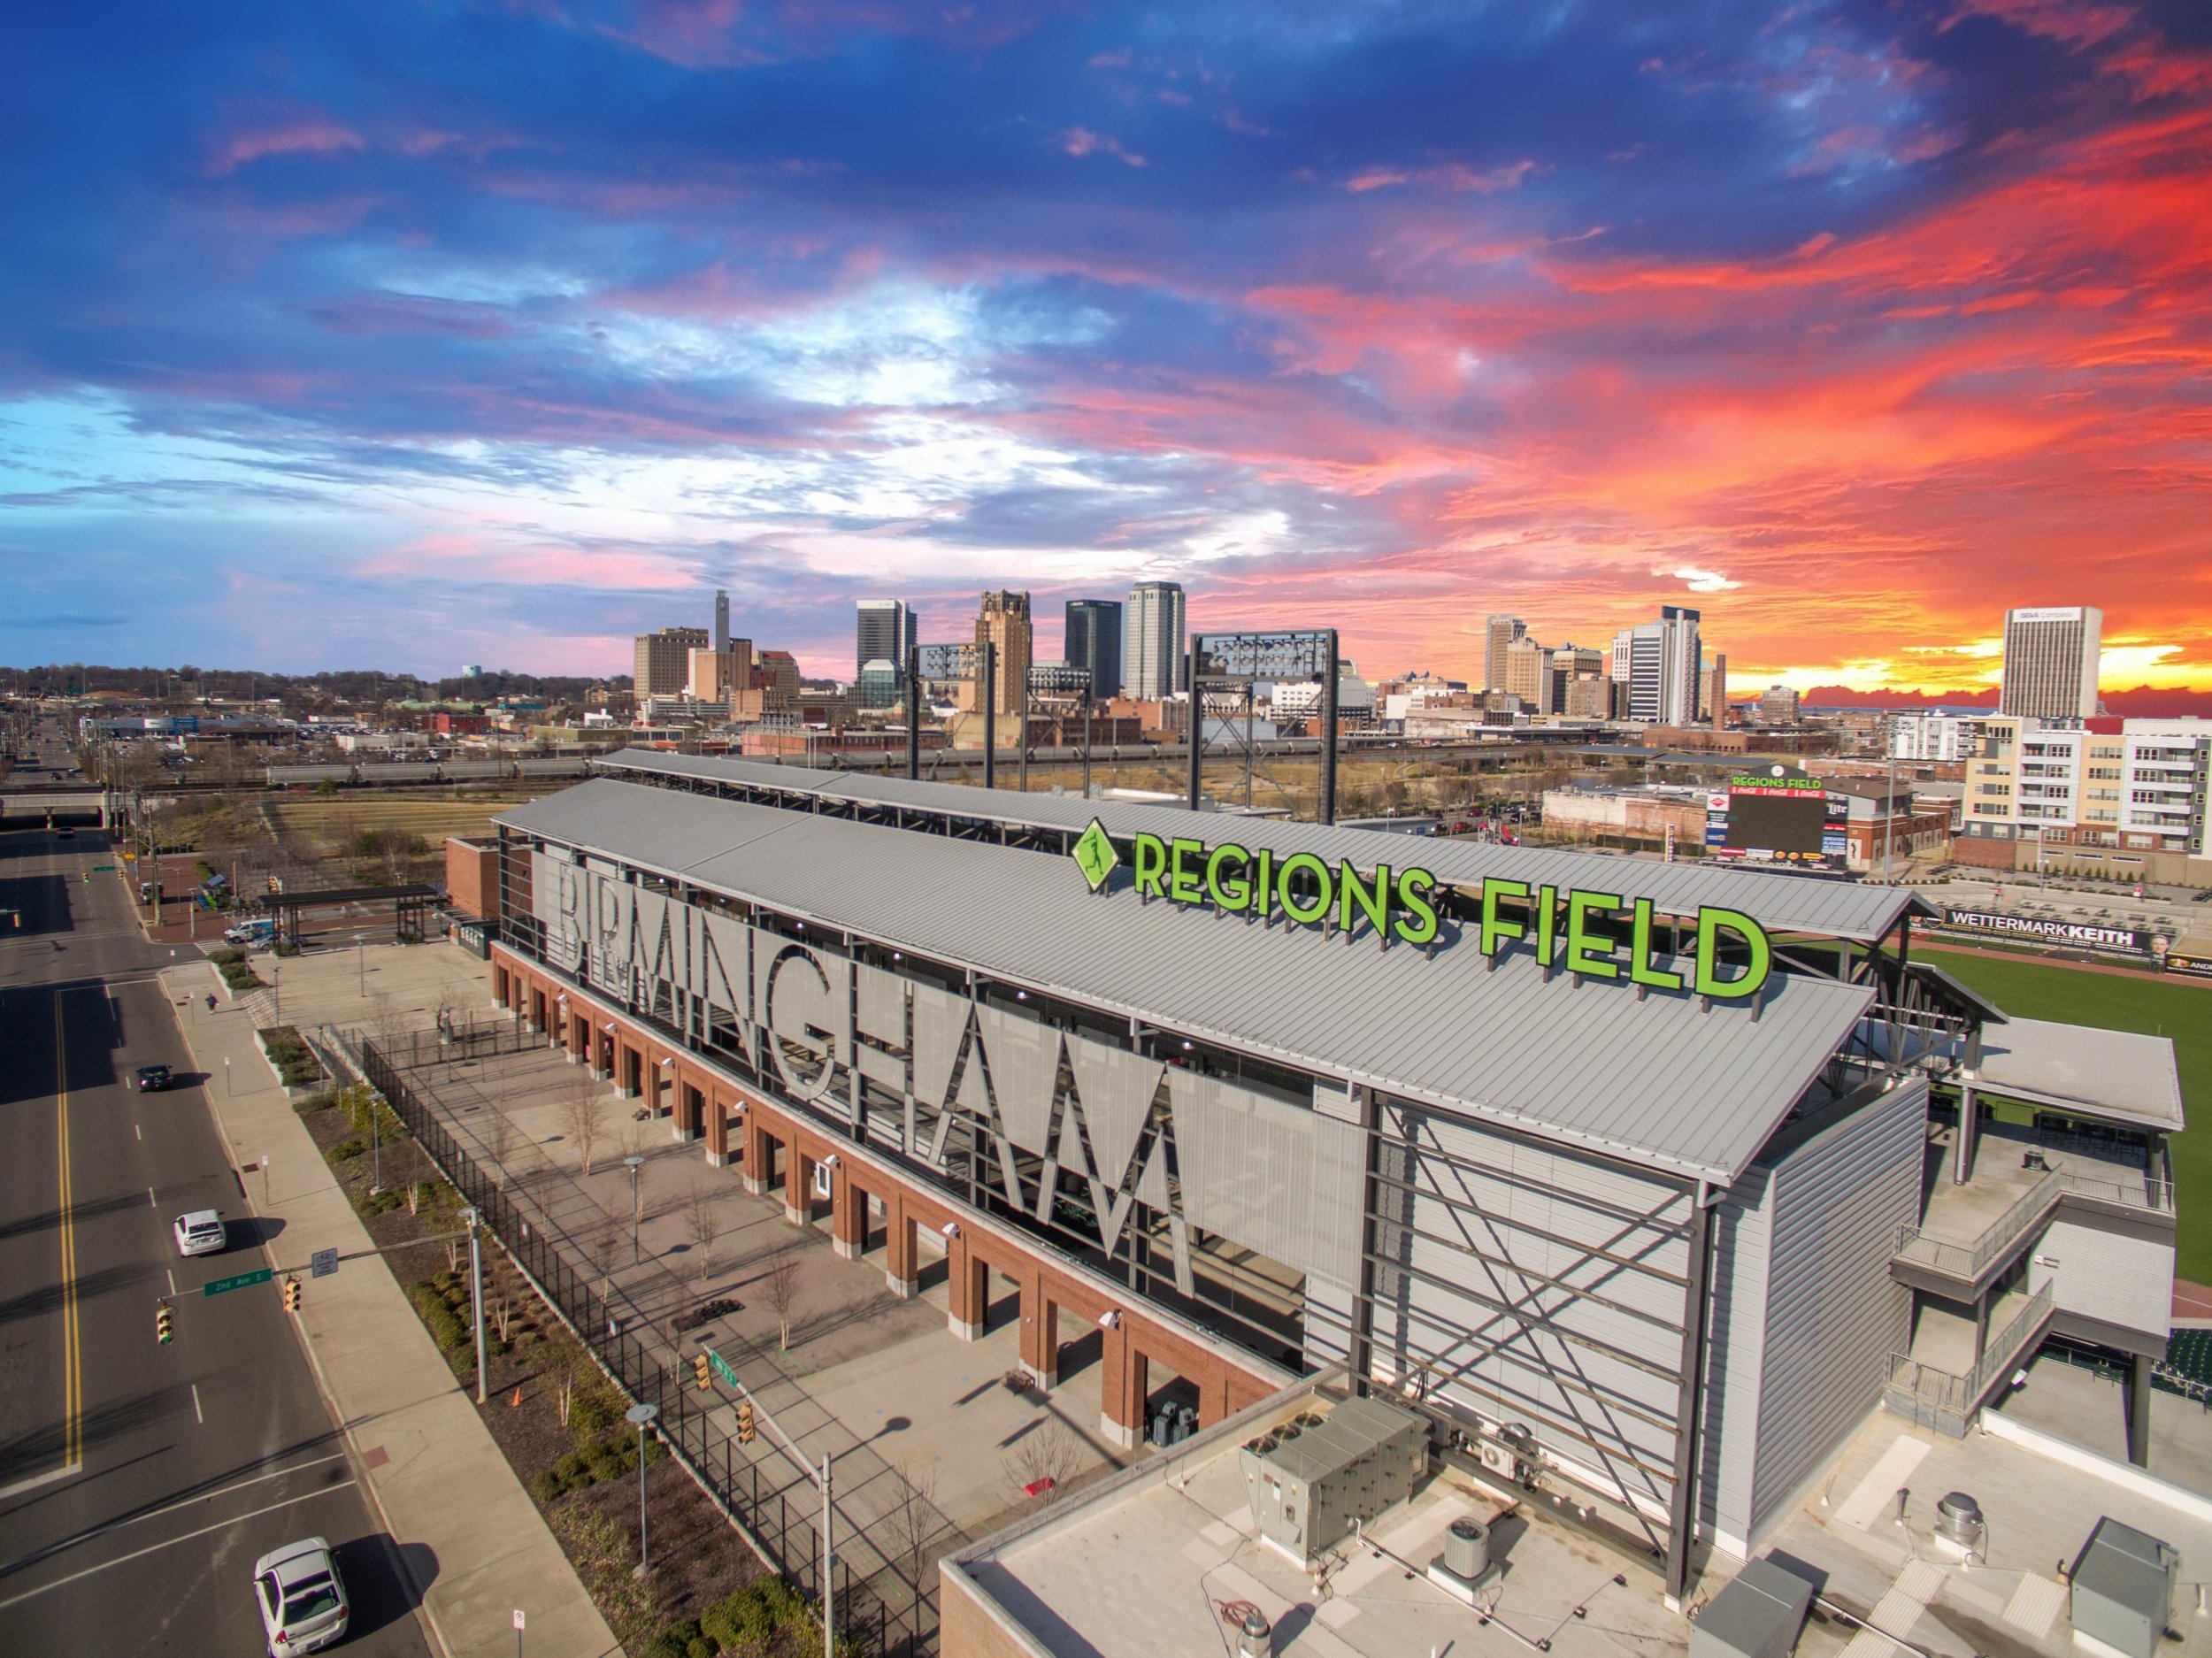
[[55, 994, 81, 1471]]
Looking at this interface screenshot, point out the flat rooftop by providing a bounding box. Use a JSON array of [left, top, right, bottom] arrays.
[[949, 1377, 2212, 1658]]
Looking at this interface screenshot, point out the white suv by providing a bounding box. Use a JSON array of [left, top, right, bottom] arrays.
[[252, 1537, 349, 1654], [172, 1210, 226, 1257]]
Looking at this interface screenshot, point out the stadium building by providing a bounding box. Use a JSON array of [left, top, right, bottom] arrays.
[[469, 751, 2181, 1594]]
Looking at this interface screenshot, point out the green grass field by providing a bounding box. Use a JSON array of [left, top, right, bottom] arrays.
[[1919, 944, 2212, 1282]]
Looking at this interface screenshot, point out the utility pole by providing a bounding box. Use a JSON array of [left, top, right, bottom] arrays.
[[465, 1208, 488, 1403], [1884, 712, 1898, 886], [821, 1453, 835, 1658], [626, 1402, 660, 1575]]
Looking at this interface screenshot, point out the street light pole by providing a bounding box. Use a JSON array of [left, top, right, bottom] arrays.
[[464, 1207, 488, 1404], [625, 1402, 660, 1575], [821, 1453, 835, 1658], [624, 1155, 645, 1265]]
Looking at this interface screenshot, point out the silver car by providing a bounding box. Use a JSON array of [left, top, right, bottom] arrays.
[[252, 1537, 349, 1654], [172, 1209, 225, 1257]]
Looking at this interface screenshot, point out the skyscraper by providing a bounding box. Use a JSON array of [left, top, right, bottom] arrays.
[[714, 589, 730, 654], [1064, 600, 1124, 701], [1621, 606, 1701, 725], [1124, 581, 1187, 700], [856, 599, 918, 677], [973, 590, 1033, 714], [1999, 606, 2102, 722], [634, 626, 708, 698], [1483, 615, 1527, 692]]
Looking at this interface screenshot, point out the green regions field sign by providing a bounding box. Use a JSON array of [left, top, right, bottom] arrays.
[[1075, 821, 1771, 1001]]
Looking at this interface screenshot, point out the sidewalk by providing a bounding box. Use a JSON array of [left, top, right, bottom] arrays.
[[161, 960, 620, 1658]]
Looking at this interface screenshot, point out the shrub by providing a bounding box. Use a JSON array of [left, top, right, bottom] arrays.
[[700, 1579, 815, 1654], [208, 946, 242, 966], [639, 1623, 706, 1658], [326, 1139, 365, 1164], [407, 1281, 468, 1353], [567, 1371, 626, 1447]]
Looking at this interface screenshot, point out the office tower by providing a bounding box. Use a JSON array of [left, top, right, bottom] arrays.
[[687, 647, 732, 702], [1502, 636, 1555, 714], [1125, 581, 1187, 700], [1064, 600, 1124, 701], [856, 599, 918, 678], [973, 590, 1033, 714], [1621, 606, 1701, 725], [1704, 652, 1727, 730], [634, 626, 708, 698], [714, 590, 730, 654], [1760, 685, 1801, 724], [1999, 606, 2102, 722], [1483, 616, 1527, 692]]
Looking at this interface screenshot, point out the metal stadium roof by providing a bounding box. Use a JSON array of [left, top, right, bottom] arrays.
[[1973, 1017, 2185, 1132], [594, 749, 1927, 941], [500, 778, 1880, 1183]]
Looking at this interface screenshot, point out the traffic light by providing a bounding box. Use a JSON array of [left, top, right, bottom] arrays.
[[736, 1401, 756, 1444], [156, 1301, 173, 1345], [695, 1352, 712, 1391], [282, 1277, 303, 1314]]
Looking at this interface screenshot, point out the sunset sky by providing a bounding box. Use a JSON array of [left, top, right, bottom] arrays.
[[4, 1, 2208, 704]]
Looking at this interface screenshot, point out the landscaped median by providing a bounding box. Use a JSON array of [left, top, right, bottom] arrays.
[[207, 945, 262, 995], [293, 1070, 839, 1655], [257, 1025, 327, 1092]]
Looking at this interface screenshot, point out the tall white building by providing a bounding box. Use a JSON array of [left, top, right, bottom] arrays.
[[1620, 606, 1701, 725], [1999, 606, 2102, 722], [1124, 581, 1187, 700]]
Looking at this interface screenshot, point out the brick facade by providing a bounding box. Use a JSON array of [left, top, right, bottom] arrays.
[[444, 836, 500, 920], [490, 943, 1283, 1451]]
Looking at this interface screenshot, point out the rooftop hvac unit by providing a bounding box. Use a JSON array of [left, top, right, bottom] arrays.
[[2070, 1516, 2179, 1658], [1427, 1515, 1502, 1604], [1239, 1398, 1427, 1566], [1689, 1556, 1817, 1658]]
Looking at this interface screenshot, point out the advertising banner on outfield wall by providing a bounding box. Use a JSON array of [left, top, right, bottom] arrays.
[[2165, 951, 2212, 979], [1940, 908, 2151, 955]]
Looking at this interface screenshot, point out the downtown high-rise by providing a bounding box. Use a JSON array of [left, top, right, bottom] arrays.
[[1064, 599, 1123, 701], [1124, 581, 1187, 700], [1998, 606, 2102, 722], [856, 599, 919, 676]]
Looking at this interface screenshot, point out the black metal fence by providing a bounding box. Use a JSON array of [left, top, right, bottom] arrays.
[[370, 1013, 545, 1071], [357, 1037, 939, 1656]]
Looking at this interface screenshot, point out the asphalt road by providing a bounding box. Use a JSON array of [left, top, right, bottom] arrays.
[[0, 825, 432, 1656]]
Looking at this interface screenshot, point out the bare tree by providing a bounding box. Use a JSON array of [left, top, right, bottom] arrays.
[[563, 1062, 610, 1176], [1002, 1422, 1084, 1506], [483, 1107, 517, 1185], [685, 1177, 723, 1285], [887, 1458, 945, 1590], [591, 1218, 626, 1295], [758, 1241, 803, 1351]]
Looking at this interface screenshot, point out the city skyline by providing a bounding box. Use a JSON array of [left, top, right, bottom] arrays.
[[4, 4, 2208, 709]]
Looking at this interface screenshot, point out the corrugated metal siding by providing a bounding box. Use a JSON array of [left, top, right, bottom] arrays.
[[1701, 1167, 1773, 1553], [1741, 1080, 1925, 1546], [499, 780, 1873, 1183], [1381, 1103, 1692, 1514], [595, 748, 1921, 941], [2032, 1220, 2174, 1340]]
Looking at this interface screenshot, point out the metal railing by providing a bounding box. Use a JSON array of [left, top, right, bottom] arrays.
[[353, 1035, 938, 1655], [1895, 1163, 2173, 1284], [1885, 1284, 2055, 1435]]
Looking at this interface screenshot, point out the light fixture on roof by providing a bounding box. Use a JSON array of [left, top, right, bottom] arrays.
[[1016, 990, 1027, 1001], [941, 1220, 960, 1239], [1098, 1309, 1121, 1331], [1182, 1040, 1194, 1051]]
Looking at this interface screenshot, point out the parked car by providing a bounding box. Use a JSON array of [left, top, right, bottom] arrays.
[[252, 1538, 349, 1655], [172, 1210, 225, 1257], [134, 1063, 173, 1092], [223, 918, 277, 945]]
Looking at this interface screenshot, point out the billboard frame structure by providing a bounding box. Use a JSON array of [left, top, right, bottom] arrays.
[[1186, 628, 1340, 825]]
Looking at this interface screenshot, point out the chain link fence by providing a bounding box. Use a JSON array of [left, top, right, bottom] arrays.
[[357, 1035, 939, 1656]]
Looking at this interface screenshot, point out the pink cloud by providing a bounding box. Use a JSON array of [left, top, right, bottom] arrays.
[[1061, 127, 1147, 166], [209, 114, 365, 175]]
